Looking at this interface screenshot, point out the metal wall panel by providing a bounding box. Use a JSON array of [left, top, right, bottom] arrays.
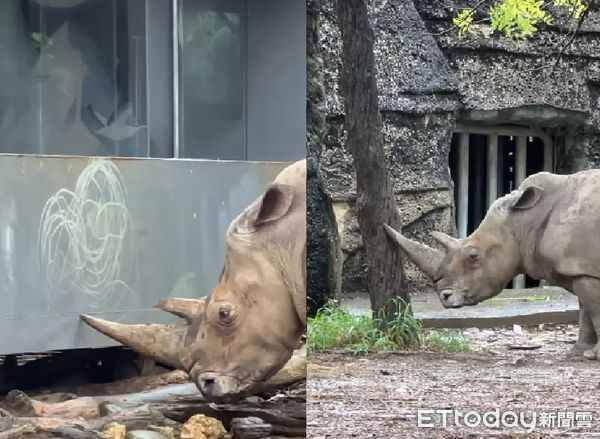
[[247, 0, 306, 162], [0, 155, 287, 354]]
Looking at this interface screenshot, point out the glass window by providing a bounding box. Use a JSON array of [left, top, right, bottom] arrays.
[[0, 0, 172, 157], [178, 0, 246, 160]]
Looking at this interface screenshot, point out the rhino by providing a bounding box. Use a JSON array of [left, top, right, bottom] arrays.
[[81, 159, 306, 400], [385, 169, 600, 359]]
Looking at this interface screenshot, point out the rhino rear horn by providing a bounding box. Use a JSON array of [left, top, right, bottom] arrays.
[[383, 224, 444, 278], [430, 231, 460, 252], [80, 315, 186, 370], [154, 297, 205, 323]]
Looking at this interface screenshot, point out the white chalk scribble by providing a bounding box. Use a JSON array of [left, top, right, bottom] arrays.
[[38, 159, 133, 308]]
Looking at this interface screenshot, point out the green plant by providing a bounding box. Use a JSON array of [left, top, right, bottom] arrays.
[[373, 297, 422, 348], [307, 299, 422, 355], [454, 0, 587, 40], [31, 32, 51, 49], [489, 0, 553, 39], [453, 9, 476, 36], [424, 329, 471, 352]]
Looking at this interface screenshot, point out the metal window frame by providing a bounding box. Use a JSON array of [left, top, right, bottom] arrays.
[[172, 0, 180, 158], [452, 124, 555, 289]]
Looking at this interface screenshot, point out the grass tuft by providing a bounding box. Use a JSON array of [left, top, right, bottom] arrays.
[[424, 329, 470, 352], [307, 299, 422, 355]]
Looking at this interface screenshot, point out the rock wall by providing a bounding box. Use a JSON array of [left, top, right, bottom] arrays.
[[306, 0, 341, 315]]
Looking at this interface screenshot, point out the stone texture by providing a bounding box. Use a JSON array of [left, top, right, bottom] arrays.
[[320, 0, 460, 115], [306, 0, 342, 315]]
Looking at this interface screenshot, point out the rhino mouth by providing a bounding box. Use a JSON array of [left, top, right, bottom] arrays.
[[439, 289, 489, 308], [439, 289, 473, 308], [191, 367, 258, 402]]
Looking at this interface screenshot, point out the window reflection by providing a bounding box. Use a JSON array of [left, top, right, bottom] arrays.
[[0, 0, 166, 157], [179, 0, 246, 160]]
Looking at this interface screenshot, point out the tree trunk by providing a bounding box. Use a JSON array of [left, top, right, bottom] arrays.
[[335, 0, 408, 323]]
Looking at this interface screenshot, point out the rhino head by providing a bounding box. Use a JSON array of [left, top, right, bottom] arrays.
[[384, 186, 543, 308], [82, 161, 306, 401]]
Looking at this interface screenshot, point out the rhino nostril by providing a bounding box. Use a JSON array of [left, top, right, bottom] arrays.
[[202, 378, 216, 387], [441, 291, 453, 301]]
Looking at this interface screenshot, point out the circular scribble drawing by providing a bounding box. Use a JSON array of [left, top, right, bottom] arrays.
[[38, 159, 133, 308]]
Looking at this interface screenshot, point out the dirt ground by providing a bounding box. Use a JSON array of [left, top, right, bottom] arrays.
[[307, 324, 600, 438]]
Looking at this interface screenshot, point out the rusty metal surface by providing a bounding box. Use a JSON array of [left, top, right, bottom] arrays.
[[0, 155, 288, 354]]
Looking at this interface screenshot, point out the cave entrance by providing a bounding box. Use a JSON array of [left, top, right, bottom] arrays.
[[448, 125, 554, 289]]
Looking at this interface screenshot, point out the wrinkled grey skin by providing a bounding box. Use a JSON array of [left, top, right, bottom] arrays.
[[182, 159, 307, 400], [385, 170, 600, 359]]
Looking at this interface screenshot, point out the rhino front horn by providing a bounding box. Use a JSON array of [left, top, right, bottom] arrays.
[[383, 224, 444, 279], [80, 315, 186, 370]]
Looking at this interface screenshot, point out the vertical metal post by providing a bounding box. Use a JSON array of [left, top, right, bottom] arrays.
[[173, 0, 180, 158], [539, 136, 553, 288], [513, 136, 527, 289], [486, 135, 498, 208], [458, 133, 469, 239], [543, 137, 553, 172], [515, 136, 527, 186]]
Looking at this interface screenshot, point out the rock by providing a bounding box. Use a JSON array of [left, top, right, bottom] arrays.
[[104, 422, 127, 439], [307, 0, 342, 315], [307, 159, 341, 315], [99, 402, 125, 416], [513, 358, 526, 367], [180, 414, 226, 439], [148, 425, 175, 439], [4, 390, 35, 417], [34, 392, 77, 403], [463, 328, 480, 335], [230, 417, 272, 439], [125, 431, 168, 439]]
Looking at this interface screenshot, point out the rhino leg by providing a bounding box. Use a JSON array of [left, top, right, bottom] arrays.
[[569, 299, 597, 357], [572, 278, 600, 360]]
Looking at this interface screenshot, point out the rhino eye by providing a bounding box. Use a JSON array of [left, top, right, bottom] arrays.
[[465, 246, 481, 265], [218, 304, 237, 326]]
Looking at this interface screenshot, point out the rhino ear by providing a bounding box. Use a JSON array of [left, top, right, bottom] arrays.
[[242, 182, 295, 229], [509, 185, 544, 211]]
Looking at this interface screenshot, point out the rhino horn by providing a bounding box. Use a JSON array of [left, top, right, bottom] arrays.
[[154, 297, 205, 323], [80, 315, 186, 370], [430, 231, 460, 252], [384, 224, 444, 278]]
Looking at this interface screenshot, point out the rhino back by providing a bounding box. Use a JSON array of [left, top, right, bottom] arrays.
[[536, 170, 600, 278], [277, 160, 307, 325]]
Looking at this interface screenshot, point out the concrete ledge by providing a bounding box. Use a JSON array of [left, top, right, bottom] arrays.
[[418, 309, 579, 329], [341, 287, 579, 329]]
